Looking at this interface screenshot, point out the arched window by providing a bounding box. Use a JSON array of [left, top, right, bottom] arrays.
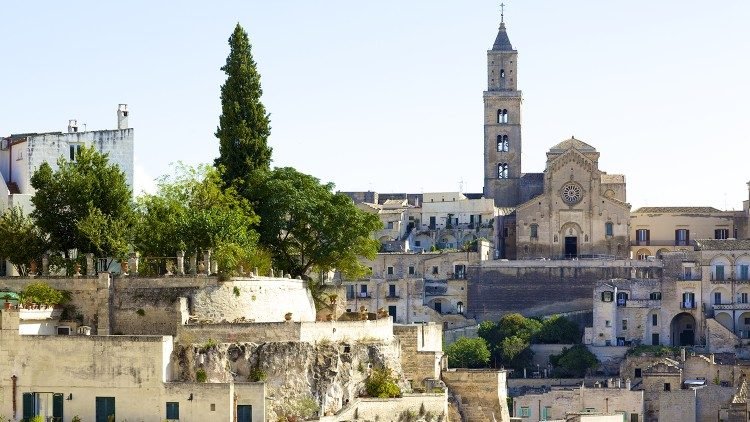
[[497, 135, 509, 152], [497, 163, 509, 179], [497, 109, 503, 124], [502, 109, 508, 123], [500, 68, 505, 78], [530, 224, 538, 239], [605, 222, 614, 237], [457, 301, 464, 314]]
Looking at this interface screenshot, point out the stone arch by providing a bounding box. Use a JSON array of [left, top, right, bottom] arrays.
[[715, 312, 733, 332], [711, 286, 730, 306], [559, 222, 583, 258], [461, 233, 477, 246], [438, 234, 457, 249], [378, 235, 391, 243], [636, 248, 651, 260], [670, 312, 696, 346], [414, 233, 432, 251], [736, 254, 750, 280], [738, 312, 750, 339], [710, 255, 732, 280], [656, 248, 671, 259]]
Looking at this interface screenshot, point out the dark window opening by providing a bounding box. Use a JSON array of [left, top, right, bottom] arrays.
[[498, 163, 509, 179]]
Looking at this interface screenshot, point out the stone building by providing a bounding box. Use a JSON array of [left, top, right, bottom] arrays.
[[0, 104, 134, 214]]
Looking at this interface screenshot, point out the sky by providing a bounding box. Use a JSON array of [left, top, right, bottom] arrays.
[[1, 1, 749, 210]]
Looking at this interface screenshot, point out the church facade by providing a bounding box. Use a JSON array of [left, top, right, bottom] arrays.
[[483, 18, 631, 259]]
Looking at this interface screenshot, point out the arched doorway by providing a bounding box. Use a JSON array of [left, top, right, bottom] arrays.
[[671, 313, 696, 346], [560, 222, 582, 259]]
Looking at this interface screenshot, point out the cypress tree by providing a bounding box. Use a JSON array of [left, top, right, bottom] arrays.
[[214, 23, 272, 187]]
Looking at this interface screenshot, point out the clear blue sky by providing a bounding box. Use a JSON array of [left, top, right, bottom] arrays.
[[1, 1, 749, 210]]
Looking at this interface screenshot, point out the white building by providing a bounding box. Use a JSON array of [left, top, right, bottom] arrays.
[[0, 104, 134, 213]]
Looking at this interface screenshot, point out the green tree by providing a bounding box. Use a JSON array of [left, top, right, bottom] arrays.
[[30, 146, 133, 263], [550, 345, 599, 377], [245, 167, 381, 280], [214, 23, 272, 188], [365, 367, 402, 398], [0, 207, 48, 275], [134, 164, 270, 277], [533, 315, 581, 344], [479, 314, 542, 369], [445, 337, 491, 368]]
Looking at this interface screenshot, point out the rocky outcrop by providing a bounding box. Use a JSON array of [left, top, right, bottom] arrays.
[[172, 339, 410, 419]]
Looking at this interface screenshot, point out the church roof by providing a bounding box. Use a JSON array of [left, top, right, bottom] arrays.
[[633, 206, 722, 214], [492, 22, 514, 51], [548, 137, 597, 153], [601, 174, 624, 184]]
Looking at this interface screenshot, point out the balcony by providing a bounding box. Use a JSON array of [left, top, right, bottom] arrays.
[[355, 292, 372, 299], [385, 294, 400, 300], [680, 302, 697, 310], [714, 303, 750, 311]]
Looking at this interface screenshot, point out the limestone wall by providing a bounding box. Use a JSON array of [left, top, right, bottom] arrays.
[[441, 369, 510, 421], [657, 389, 696, 422], [394, 324, 444, 386], [178, 319, 393, 344], [320, 393, 448, 421], [513, 386, 643, 422]]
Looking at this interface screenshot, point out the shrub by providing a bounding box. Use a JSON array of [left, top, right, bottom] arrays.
[[136, 308, 145, 316], [233, 286, 241, 297], [20, 282, 65, 306], [202, 338, 218, 352], [365, 367, 401, 398], [248, 367, 267, 382], [445, 337, 490, 368], [196, 368, 207, 382], [550, 345, 599, 377]]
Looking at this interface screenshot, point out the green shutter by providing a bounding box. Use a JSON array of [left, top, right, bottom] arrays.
[[53, 393, 64, 421], [22, 393, 36, 421]]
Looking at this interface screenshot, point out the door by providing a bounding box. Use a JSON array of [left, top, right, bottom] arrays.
[[651, 333, 660, 346], [96, 397, 115, 422], [434, 301, 442, 314], [388, 306, 397, 321], [237, 405, 252, 422], [565, 236, 577, 258], [679, 329, 694, 346]]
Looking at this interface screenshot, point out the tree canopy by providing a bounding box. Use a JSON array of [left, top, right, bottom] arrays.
[[445, 337, 491, 368], [30, 145, 133, 260], [134, 164, 270, 277], [0, 207, 47, 275], [214, 23, 272, 188], [549, 345, 599, 377], [244, 167, 381, 280]]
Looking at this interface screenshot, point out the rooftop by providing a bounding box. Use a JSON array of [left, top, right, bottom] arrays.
[[695, 239, 750, 251], [633, 206, 723, 214], [548, 137, 597, 153]]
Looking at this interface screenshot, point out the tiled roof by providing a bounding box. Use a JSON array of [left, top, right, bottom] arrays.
[[633, 207, 722, 214], [548, 137, 597, 153], [695, 239, 750, 250]]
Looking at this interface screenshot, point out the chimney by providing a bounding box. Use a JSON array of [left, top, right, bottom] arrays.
[[68, 119, 78, 133], [117, 104, 129, 129]]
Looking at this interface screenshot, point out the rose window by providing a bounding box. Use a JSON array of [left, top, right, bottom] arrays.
[[561, 182, 583, 205]]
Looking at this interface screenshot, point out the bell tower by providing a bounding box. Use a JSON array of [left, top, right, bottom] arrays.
[[483, 8, 523, 207]]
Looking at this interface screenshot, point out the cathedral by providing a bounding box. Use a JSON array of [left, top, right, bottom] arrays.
[[483, 17, 630, 260]]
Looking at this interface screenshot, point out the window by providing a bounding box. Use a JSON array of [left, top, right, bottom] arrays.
[[649, 292, 661, 300], [57, 326, 71, 335], [387, 266, 394, 275], [675, 229, 690, 246], [429, 217, 436, 229], [682, 292, 695, 309], [414, 240, 421, 247], [652, 314, 658, 326], [741, 265, 749, 281], [166, 402, 179, 420], [664, 383, 671, 391], [457, 301, 464, 314], [715, 229, 729, 239], [636, 229, 650, 245], [497, 109, 509, 124], [498, 163, 509, 179], [635, 368, 642, 378], [741, 293, 749, 304], [622, 319, 628, 330], [69, 144, 82, 161], [360, 284, 368, 297], [715, 265, 725, 281], [432, 266, 439, 275], [500, 68, 505, 78], [518, 406, 531, 417], [605, 320, 611, 327], [616, 292, 628, 306], [530, 224, 538, 239], [714, 292, 722, 305], [497, 135, 509, 152], [605, 222, 614, 237], [387, 221, 394, 229], [210, 403, 216, 411], [601, 291, 613, 302], [454, 264, 466, 279], [388, 284, 396, 297], [541, 406, 552, 421], [408, 266, 415, 275], [684, 267, 693, 280]]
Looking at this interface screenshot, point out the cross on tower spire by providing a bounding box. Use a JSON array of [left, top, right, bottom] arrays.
[[500, 2, 505, 23]]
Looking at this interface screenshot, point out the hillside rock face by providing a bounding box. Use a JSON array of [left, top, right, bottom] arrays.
[[172, 339, 409, 419]]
